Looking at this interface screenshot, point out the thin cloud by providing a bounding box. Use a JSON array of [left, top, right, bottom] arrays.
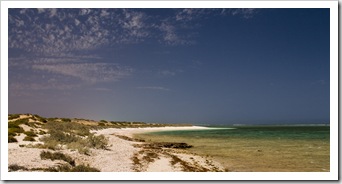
[[9, 8, 259, 54], [137, 86, 170, 91], [158, 69, 183, 77], [221, 8, 258, 19], [159, 70, 176, 76], [32, 63, 133, 83]]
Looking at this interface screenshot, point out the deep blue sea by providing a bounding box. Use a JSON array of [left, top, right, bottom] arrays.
[[134, 125, 330, 171]]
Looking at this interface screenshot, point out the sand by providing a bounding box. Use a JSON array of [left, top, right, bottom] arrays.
[[8, 126, 226, 172]]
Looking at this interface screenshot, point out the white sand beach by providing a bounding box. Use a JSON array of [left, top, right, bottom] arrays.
[[8, 122, 226, 172]]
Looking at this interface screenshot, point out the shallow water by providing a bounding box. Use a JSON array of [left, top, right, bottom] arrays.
[[134, 125, 330, 172]]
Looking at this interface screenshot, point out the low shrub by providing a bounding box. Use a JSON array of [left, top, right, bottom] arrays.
[[8, 164, 27, 171], [67, 142, 91, 155], [44, 164, 100, 172], [8, 136, 18, 143], [39, 130, 46, 135], [86, 134, 108, 150], [11, 118, 29, 126], [26, 141, 60, 150], [23, 136, 36, 142], [8, 131, 17, 137], [27, 122, 39, 128], [44, 121, 90, 136], [98, 123, 105, 126], [40, 121, 108, 155], [8, 114, 20, 120], [47, 129, 81, 143], [71, 164, 100, 172], [40, 151, 75, 166], [24, 131, 38, 137], [61, 118, 71, 122]]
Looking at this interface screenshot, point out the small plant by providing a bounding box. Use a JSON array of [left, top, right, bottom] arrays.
[[44, 164, 100, 172], [86, 134, 108, 149], [8, 131, 17, 137], [23, 136, 36, 142], [33, 114, 48, 123], [8, 114, 20, 120], [67, 142, 91, 155], [24, 131, 38, 137], [61, 118, 71, 122], [27, 122, 39, 128], [98, 122, 105, 126], [26, 141, 60, 150], [38, 130, 46, 135], [11, 118, 29, 125], [71, 164, 100, 172], [8, 164, 27, 171], [47, 129, 81, 143], [8, 136, 18, 143]]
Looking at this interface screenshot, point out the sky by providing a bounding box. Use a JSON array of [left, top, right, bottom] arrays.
[[8, 8, 330, 125]]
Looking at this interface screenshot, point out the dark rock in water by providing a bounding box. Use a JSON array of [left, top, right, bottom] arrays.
[[146, 142, 193, 149], [113, 134, 145, 142]]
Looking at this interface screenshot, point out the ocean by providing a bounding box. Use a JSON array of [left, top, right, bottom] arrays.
[[133, 125, 330, 172]]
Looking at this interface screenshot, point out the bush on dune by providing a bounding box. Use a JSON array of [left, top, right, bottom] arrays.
[[44, 121, 90, 136], [44, 164, 100, 172], [86, 134, 108, 150], [40, 151, 75, 166], [24, 131, 38, 137], [23, 136, 36, 142], [40, 121, 109, 154], [8, 114, 20, 120], [8, 136, 18, 143]]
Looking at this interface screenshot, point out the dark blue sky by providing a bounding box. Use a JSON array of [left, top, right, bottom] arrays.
[[8, 8, 330, 124]]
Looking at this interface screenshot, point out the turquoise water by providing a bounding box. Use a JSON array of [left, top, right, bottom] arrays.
[[149, 126, 330, 140], [134, 125, 330, 172]]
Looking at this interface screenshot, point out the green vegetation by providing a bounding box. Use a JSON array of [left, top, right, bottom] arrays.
[[8, 117, 27, 143], [38, 130, 46, 135], [40, 151, 75, 166], [8, 130, 18, 137], [44, 164, 100, 172], [8, 114, 20, 120], [40, 121, 108, 154], [8, 136, 18, 143], [8, 164, 28, 171], [61, 118, 71, 122], [24, 131, 38, 137], [9, 163, 100, 172], [11, 118, 29, 125], [23, 136, 36, 141], [45, 121, 90, 136], [86, 134, 108, 149]]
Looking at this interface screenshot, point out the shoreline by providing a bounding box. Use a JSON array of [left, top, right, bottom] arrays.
[[9, 125, 227, 172], [92, 126, 227, 172]]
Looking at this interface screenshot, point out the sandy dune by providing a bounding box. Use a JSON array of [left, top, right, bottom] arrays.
[[9, 126, 226, 172]]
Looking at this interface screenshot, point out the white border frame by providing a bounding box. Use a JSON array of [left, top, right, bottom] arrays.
[[1, 1, 338, 181]]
